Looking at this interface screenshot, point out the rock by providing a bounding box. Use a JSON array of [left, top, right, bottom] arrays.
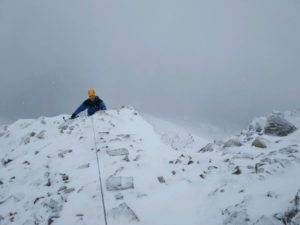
[[39, 117, 47, 125], [48, 218, 54, 225], [253, 216, 276, 225], [3, 159, 13, 166], [57, 186, 67, 193], [115, 193, 124, 200], [77, 163, 90, 169], [23, 161, 30, 165], [45, 179, 51, 187], [137, 193, 147, 198], [64, 188, 75, 194], [208, 166, 218, 170], [232, 166, 242, 175], [255, 163, 265, 174], [34, 196, 45, 204], [279, 147, 299, 155], [175, 159, 182, 164], [58, 149, 72, 158], [224, 139, 242, 148], [157, 176, 166, 183], [133, 155, 141, 161], [106, 177, 134, 191], [264, 114, 297, 136], [109, 203, 139, 222], [36, 130, 46, 139], [44, 199, 62, 217], [61, 174, 69, 182], [107, 148, 129, 156], [274, 190, 300, 224], [122, 155, 130, 162], [199, 143, 214, 152], [112, 167, 125, 177], [21, 135, 31, 144], [252, 137, 267, 148], [187, 160, 194, 165], [266, 191, 278, 199], [291, 190, 300, 208], [223, 210, 251, 225]]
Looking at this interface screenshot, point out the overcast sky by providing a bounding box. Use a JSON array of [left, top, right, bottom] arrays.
[[0, 0, 300, 129]]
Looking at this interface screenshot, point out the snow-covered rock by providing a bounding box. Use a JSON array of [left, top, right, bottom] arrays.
[[264, 113, 297, 137], [252, 137, 268, 149], [223, 138, 243, 148]]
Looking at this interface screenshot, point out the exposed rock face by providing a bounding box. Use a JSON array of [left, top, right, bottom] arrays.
[[264, 114, 297, 137], [252, 137, 267, 149]]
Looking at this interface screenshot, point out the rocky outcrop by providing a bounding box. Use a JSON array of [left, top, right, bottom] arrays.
[[264, 114, 297, 137]]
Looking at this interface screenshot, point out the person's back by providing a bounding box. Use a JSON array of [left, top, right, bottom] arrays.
[[71, 89, 107, 119]]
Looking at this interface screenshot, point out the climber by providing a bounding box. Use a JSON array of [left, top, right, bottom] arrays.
[[71, 89, 107, 119]]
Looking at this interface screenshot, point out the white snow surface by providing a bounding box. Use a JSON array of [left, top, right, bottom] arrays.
[[0, 107, 300, 225]]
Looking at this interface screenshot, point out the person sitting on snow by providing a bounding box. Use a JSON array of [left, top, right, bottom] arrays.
[[71, 89, 107, 119]]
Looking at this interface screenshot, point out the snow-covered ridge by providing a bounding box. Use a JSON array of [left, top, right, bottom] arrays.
[[1, 107, 300, 225], [199, 110, 300, 225]]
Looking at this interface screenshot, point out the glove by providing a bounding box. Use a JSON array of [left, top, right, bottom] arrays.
[[70, 113, 76, 120]]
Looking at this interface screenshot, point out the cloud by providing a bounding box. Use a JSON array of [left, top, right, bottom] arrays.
[[0, 0, 300, 128]]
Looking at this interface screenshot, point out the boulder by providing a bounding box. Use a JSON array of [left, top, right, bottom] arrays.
[[252, 137, 267, 149], [264, 114, 297, 137], [109, 203, 139, 222], [106, 177, 134, 191]]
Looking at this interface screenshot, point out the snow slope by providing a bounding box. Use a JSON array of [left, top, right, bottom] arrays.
[[1, 107, 300, 225]]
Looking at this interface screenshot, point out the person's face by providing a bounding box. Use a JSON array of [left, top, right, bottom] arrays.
[[89, 95, 96, 101]]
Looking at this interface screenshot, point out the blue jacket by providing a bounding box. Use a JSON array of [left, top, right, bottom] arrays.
[[74, 96, 107, 116]]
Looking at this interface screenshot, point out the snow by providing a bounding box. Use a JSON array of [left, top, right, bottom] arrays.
[[1, 107, 300, 225]]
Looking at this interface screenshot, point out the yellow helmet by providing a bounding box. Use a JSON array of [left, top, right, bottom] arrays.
[[88, 89, 96, 97]]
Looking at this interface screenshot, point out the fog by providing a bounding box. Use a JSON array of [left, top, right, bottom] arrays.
[[1, 0, 300, 129]]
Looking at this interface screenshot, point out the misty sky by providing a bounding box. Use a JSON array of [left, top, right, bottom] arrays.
[[0, 0, 300, 129]]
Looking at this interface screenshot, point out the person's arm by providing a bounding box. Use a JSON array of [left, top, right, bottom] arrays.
[[99, 101, 107, 110], [72, 103, 87, 118]]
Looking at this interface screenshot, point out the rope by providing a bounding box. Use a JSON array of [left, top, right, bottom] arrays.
[[91, 116, 108, 225]]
